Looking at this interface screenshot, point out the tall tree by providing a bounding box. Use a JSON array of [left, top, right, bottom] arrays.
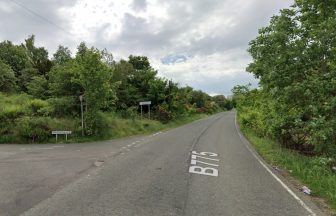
[[247, 1, 336, 153], [53, 45, 72, 65], [23, 35, 52, 78]]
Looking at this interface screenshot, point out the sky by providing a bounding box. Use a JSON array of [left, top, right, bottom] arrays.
[[0, 0, 293, 96]]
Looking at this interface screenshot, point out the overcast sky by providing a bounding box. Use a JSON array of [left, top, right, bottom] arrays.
[[0, 0, 292, 95]]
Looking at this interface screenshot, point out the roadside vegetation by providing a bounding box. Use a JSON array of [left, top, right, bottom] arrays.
[[233, 0, 336, 210], [240, 127, 336, 210], [0, 36, 232, 143]]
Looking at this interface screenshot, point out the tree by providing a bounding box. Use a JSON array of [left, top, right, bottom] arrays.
[[53, 45, 72, 65], [129, 55, 151, 70], [246, 1, 336, 155], [147, 78, 168, 106], [0, 40, 32, 91], [101, 48, 115, 67], [48, 61, 83, 97], [76, 42, 88, 59], [0, 40, 30, 74], [212, 95, 231, 110], [27, 76, 48, 99], [75, 47, 116, 135], [190, 90, 210, 108], [112, 60, 139, 109], [0, 61, 17, 92], [23, 35, 52, 78], [128, 55, 157, 101]]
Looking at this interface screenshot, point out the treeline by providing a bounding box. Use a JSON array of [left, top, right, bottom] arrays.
[[0, 35, 232, 142], [234, 1, 336, 157]]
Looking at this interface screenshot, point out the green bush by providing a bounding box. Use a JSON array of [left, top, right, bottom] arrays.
[[120, 106, 137, 119], [155, 105, 172, 123], [0, 106, 25, 135], [84, 111, 109, 136], [28, 99, 49, 115], [16, 117, 53, 142], [0, 105, 25, 122]]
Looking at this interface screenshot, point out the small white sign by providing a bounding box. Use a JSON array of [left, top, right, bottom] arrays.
[[52, 131, 72, 135], [139, 101, 151, 105]]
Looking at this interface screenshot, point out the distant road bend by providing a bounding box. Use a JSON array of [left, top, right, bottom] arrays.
[[0, 111, 324, 216]]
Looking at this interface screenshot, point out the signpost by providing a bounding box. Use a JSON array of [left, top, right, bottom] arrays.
[[79, 95, 84, 136], [139, 101, 151, 119], [52, 131, 72, 142]]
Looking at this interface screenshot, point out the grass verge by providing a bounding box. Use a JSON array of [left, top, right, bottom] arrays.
[[239, 124, 336, 211], [48, 113, 211, 143]]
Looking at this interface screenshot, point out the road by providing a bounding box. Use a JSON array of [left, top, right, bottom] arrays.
[[0, 111, 324, 216]]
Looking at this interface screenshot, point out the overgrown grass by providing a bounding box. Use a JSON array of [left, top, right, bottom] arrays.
[[66, 112, 209, 143], [240, 123, 336, 210]]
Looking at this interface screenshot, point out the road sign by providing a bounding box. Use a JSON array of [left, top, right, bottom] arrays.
[[139, 101, 151, 119], [52, 131, 72, 142], [52, 131, 72, 135], [139, 101, 151, 105]]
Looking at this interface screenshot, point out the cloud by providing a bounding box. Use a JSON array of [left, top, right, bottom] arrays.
[[131, 0, 147, 11], [0, 0, 293, 95], [0, 0, 79, 53]]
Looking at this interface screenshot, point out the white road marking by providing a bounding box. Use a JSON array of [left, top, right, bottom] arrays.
[[36, 147, 54, 150], [189, 151, 219, 177], [234, 114, 316, 216], [152, 132, 162, 136], [189, 166, 218, 177], [127, 144, 132, 147], [122, 147, 127, 149], [53, 146, 64, 148]]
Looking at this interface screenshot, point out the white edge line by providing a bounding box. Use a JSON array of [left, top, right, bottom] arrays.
[[234, 114, 316, 216]]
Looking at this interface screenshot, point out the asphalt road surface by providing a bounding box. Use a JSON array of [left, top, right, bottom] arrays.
[[0, 111, 325, 216]]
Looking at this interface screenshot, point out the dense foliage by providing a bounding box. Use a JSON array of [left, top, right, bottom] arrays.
[[235, 1, 336, 157], [0, 36, 232, 142]]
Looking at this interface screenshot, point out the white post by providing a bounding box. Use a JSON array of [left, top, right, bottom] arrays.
[[141, 105, 143, 118], [148, 104, 150, 119]]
